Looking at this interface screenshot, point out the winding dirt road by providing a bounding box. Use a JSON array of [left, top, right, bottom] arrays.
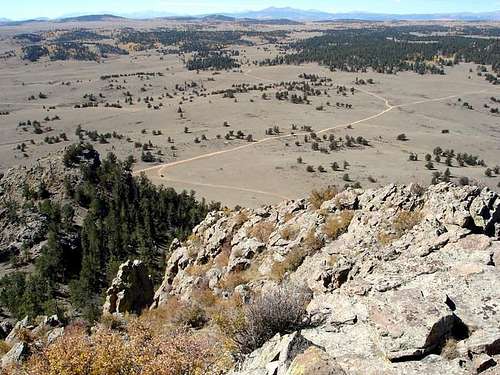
[[133, 69, 490, 201]]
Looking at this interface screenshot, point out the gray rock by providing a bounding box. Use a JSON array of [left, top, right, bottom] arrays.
[[102, 260, 154, 315], [47, 327, 64, 345], [1, 342, 29, 368], [151, 183, 500, 375], [472, 353, 497, 373], [285, 346, 346, 375], [235, 332, 315, 375], [0, 322, 13, 340], [5, 316, 30, 346]]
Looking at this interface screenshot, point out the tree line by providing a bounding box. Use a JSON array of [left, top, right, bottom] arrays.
[[0, 144, 219, 321]]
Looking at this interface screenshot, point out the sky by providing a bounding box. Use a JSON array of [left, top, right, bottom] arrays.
[[2, 0, 500, 20]]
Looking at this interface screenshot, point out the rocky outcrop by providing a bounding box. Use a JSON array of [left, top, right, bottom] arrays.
[[1, 314, 63, 369], [0, 153, 82, 273], [103, 260, 154, 315], [230, 332, 316, 375], [286, 346, 346, 375], [1, 342, 29, 368], [153, 183, 500, 375]]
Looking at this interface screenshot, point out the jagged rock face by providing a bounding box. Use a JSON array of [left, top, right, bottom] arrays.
[[103, 260, 154, 315], [0, 153, 81, 268], [1, 314, 63, 369], [154, 183, 500, 374], [1, 342, 29, 368]]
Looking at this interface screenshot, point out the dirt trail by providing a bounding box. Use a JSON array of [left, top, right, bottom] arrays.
[[134, 69, 490, 199], [157, 176, 292, 201]]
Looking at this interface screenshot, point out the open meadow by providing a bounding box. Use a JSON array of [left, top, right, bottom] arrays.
[[0, 19, 498, 207]]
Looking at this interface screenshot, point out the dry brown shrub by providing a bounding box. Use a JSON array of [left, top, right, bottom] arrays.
[[186, 234, 202, 258], [440, 338, 459, 360], [377, 209, 423, 246], [191, 286, 220, 310], [219, 263, 260, 291], [323, 210, 354, 240], [233, 211, 249, 227], [141, 293, 209, 330], [184, 260, 213, 277], [26, 317, 232, 375], [393, 210, 423, 234], [280, 224, 299, 241], [282, 212, 295, 223], [270, 247, 307, 281], [327, 255, 339, 267], [309, 186, 338, 210], [219, 272, 250, 291], [214, 283, 312, 355], [214, 241, 231, 268], [303, 229, 323, 253], [0, 340, 11, 356], [247, 221, 275, 243], [138, 296, 185, 331], [16, 328, 35, 344], [172, 304, 208, 329], [26, 325, 94, 375], [376, 231, 398, 246], [219, 272, 249, 291], [100, 313, 127, 331]]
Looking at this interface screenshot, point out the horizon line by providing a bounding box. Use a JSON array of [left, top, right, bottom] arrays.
[[2, 6, 500, 22]]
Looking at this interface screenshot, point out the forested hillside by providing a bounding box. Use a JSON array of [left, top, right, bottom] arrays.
[[0, 144, 218, 321]]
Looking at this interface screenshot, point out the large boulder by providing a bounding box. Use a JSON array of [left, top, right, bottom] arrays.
[[232, 331, 316, 375], [102, 260, 154, 315], [285, 346, 346, 375], [1, 342, 29, 368]]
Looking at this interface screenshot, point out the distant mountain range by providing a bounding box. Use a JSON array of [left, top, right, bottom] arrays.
[[1, 7, 499, 25], [223, 7, 500, 21], [57, 14, 125, 23]]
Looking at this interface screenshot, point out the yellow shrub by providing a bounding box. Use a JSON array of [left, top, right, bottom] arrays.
[[25, 320, 232, 375], [26, 325, 94, 375], [323, 210, 354, 240]]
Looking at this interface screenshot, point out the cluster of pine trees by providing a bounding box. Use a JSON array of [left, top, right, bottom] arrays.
[[0, 145, 219, 321], [261, 27, 499, 76]]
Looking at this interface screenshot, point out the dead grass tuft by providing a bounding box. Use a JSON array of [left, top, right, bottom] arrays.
[[303, 229, 323, 252], [280, 224, 299, 241], [233, 211, 249, 228], [270, 247, 308, 281], [247, 221, 275, 243], [377, 209, 423, 246], [184, 260, 213, 277], [219, 263, 260, 291], [309, 186, 339, 210], [323, 210, 354, 240], [393, 210, 423, 234]]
